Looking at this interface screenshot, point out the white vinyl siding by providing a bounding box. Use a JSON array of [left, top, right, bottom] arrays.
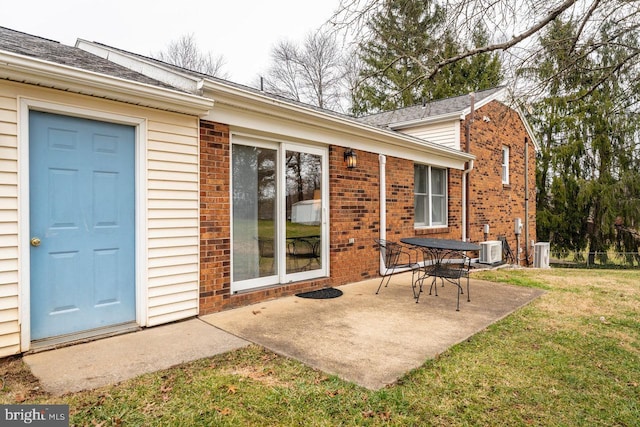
[[0, 81, 201, 356], [0, 93, 19, 356], [144, 118, 200, 326], [400, 121, 460, 150]]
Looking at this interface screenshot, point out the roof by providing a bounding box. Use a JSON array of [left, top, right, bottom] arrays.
[[358, 87, 506, 128], [0, 26, 176, 91], [75, 39, 476, 166], [77, 39, 359, 120], [0, 26, 213, 116]]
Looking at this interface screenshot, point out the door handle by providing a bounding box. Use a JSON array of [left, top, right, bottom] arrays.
[[30, 237, 41, 247]]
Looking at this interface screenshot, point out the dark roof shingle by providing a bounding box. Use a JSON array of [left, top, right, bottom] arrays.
[[0, 26, 178, 90], [358, 87, 505, 128]]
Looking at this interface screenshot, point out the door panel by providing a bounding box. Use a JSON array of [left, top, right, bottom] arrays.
[[285, 149, 322, 275], [232, 143, 278, 289], [231, 137, 327, 293], [29, 111, 136, 341]]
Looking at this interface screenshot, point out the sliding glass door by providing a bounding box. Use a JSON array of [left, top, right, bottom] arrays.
[[232, 136, 327, 292]]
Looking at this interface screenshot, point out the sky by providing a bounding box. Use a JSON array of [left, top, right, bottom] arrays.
[[3, 0, 343, 85]]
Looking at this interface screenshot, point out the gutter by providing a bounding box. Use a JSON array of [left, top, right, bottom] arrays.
[[525, 137, 530, 265], [204, 79, 475, 165], [0, 51, 214, 116], [462, 159, 474, 242]]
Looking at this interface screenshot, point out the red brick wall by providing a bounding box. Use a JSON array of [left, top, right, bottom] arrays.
[[463, 101, 537, 264], [326, 148, 466, 286], [199, 102, 537, 313], [328, 147, 377, 285], [199, 120, 330, 315], [199, 120, 231, 313]]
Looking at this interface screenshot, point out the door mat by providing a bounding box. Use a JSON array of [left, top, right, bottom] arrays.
[[295, 287, 343, 299]]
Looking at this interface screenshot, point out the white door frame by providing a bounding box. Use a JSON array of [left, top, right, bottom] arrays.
[[18, 98, 148, 351], [229, 133, 329, 294]]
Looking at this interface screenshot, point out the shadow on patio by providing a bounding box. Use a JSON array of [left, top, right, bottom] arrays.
[[202, 273, 545, 389]]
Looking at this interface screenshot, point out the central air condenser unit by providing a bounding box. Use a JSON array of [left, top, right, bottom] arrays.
[[480, 240, 502, 264], [534, 242, 550, 268]]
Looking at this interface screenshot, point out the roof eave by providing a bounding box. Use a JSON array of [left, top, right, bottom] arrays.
[[71, 41, 472, 163], [0, 51, 214, 116], [75, 39, 207, 96], [514, 106, 541, 152], [461, 87, 508, 117], [203, 79, 475, 163], [388, 111, 465, 130]]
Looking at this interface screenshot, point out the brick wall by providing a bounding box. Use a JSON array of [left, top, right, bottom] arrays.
[[326, 148, 467, 286], [199, 120, 330, 315], [328, 147, 381, 286], [199, 102, 537, 313], [463, 101, 537, 264], [199, 120, 231, 313]]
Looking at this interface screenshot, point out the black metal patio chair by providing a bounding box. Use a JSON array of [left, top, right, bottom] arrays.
[[374, 238, 421, 294], [416, 247, 472, 311]]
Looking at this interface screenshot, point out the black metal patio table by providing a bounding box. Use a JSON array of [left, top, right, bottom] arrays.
[[400, 237, 481, 310]]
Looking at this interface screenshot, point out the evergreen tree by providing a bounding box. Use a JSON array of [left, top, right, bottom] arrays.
[[352, 0, 502, 115], [529, 19, 640, 262]]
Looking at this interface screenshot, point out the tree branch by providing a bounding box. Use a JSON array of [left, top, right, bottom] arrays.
[[569, 0, 602, 54], [424, 0, 580, 79]]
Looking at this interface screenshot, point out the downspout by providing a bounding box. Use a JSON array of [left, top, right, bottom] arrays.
[[462, 160, 474, 243], [379, 154, 387, 274], [463, 92, 475, 242], [524, 137, 530, 265]]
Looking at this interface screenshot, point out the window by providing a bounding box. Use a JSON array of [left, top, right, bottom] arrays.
[[414, 165, 447, 227], [231, 136, 327, 293], [502, 146, 510, 185]]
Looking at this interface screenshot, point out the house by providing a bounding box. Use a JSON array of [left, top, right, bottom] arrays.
[[359, 88, 539, 263], [0, 26, 537, 357], [78, 40, 539, 311], [0, 27, 213, 357]]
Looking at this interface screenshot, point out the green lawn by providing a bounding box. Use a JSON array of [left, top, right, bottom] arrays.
[[2, 269, 639, 426]]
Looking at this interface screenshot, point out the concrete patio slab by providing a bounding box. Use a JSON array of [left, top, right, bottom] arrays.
[[23, 318, 250, 395], [202, 275, 545, 390], [22, 274, 544, 395]]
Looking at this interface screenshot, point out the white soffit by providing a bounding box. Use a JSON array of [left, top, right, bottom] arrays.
[[204, 80, 474, 169]]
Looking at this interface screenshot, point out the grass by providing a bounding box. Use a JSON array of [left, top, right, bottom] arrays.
[[1, 269, 639, 426], [257, 219, 321, 239], [551, 249, 640, 269]]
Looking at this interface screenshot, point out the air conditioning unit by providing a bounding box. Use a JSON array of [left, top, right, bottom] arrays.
[[480, 240, 502, 264], [534, 242, 550, 268]]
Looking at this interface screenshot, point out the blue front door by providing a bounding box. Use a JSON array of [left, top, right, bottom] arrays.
[[29, 111, 136, 341]]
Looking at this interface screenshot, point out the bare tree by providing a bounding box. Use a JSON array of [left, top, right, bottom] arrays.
[[263, 29, 350, 112], [330, 0, 640, 101], [153, 34, 228, 78], [266, 40, 304, 101]]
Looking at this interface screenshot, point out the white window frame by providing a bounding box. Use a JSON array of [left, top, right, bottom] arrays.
[[414, 164, 448, 228], [502, 145, 510, 185], [230, 134, 329, 294]]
